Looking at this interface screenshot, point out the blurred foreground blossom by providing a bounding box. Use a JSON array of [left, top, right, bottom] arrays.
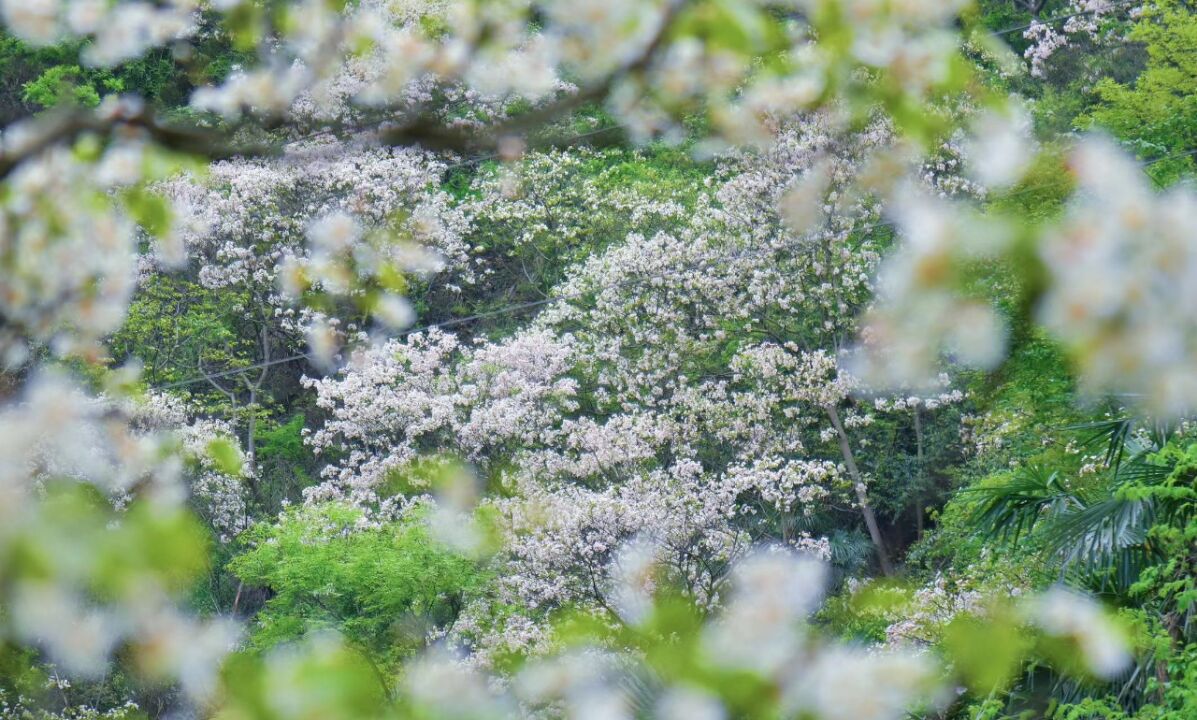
[[1039, 136, 1197, 417], [607, 535, 662, 625], [702, 547, 828, 674], [0, 0, 1170, 717], [0, 372, 243, 706], [963, 102, 1036, 190], [406, 647, 516, 719], [852, 184, 1011, 389], [1031, 587, 1132, 679], [788, 646, 941, 720], [853, 131, 1197, 420], [655, 686, 727, 720]]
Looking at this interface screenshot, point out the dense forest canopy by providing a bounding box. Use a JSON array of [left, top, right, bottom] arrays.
[[1, 0, 1196, 718]]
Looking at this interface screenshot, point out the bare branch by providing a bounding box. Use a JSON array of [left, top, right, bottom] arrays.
[[0, 102, 276, 179]]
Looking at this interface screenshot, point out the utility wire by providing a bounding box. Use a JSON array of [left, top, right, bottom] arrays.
[[149, 145, 1197, 393], [435, 123, 625, 174], [283, 123, 624, 182], [147, 30, 1197, 394], [989, 0, 1142, 37], [155, 124, 629, 391], [160, 232, 867, 392]]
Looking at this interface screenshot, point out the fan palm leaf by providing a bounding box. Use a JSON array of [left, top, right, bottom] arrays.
[[1044, 496, 1159, 588], [966, 465, 1086, 544]]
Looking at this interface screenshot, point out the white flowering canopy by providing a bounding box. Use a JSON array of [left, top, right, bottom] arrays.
[[0, 0, 1164, 715]]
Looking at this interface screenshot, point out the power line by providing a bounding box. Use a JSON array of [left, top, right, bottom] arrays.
[[147, 132, 1197, 392], [989, 0, 1142, 37], [154, 124, 629, 390], [151, 144, 1197, 392], [158, 353, 313, 390], [436, 123, 625, 174], [71, 7, 1190, 396], [159, 237, 822, 391]]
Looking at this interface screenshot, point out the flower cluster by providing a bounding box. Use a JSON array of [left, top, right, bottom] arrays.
[[300, 113, 982, 660], [0, 0, 196, 66], [1037, 136, 1197, 417], [158, 137, 472, 295], [152, 137, 473, 364], [0, 145, 140, 367], [302, 328, 580, 510], [425, 546, 944, 720], [882, 559, 1031, 646], [1022, 1, 1141, 78], [851, 183, 1013, 390], [132, 392, 251, 542], [0, 374, 239, 701]]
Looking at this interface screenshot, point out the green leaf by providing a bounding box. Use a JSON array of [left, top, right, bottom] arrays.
[[207, 437, 245, 477], [943, 611, 1030, 693], [122, 187, 172, 238]]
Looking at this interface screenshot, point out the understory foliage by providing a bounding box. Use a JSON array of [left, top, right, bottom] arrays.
[[0, 0, 1196, 719]]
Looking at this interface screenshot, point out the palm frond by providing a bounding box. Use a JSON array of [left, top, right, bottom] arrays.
[[1066, 418, 1136, 472], [966, 466, 1085, 544], [619, 668, 660, 718], [1112, 454, 1172, 487], [1044, 497, 1158, 579], [827, 528, 873, 571], [1060, 544, 1157, 593]]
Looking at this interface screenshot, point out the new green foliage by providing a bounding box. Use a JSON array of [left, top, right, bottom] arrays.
[[1085, 0, 1197, 184], [230, 504, 488, 675]]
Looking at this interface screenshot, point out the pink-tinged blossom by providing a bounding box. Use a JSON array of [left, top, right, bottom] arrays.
[[1022, 1, 1140, 78], [301, 114, 978, 657]]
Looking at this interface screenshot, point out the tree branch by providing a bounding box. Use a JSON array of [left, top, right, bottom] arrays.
[[0, 103, 276, 180]]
